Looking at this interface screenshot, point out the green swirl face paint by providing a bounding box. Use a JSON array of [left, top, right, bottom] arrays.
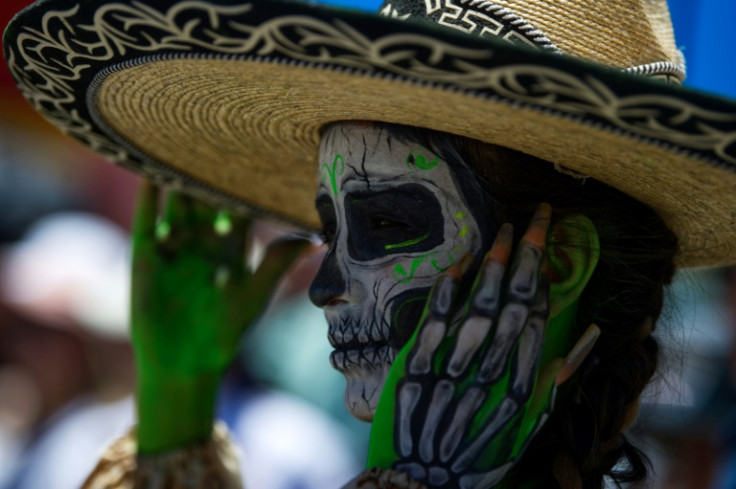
[[321, 154, 345, 196], [406, 146, 440, 170]]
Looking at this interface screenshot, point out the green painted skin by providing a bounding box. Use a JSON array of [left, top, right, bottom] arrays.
[[130, 181, 308, 454], [367, 215, 600, 485]]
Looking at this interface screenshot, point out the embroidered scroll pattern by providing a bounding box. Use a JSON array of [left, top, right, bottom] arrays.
[[5, 0, 736, 168], [380, 0, 558, 50]]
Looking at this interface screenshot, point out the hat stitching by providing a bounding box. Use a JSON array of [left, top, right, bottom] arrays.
[[379, 0, 559, 51], [625, 60, 686, 82], [82, 53, 723, 245], [88, 52, 735, 182], [8, 2, 735, 169]]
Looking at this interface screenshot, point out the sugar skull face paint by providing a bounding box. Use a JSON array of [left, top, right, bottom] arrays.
[[309, 122, 485, 421]]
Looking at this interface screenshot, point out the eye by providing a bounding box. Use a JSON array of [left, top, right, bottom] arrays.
[[371, 216, 406, 230]]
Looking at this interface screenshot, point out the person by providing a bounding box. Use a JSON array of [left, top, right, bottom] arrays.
[[4, 0, 736, 488]]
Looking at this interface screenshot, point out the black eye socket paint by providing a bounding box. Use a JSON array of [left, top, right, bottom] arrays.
[[316, 194, 337, 243], [345, 183, 445, 261]]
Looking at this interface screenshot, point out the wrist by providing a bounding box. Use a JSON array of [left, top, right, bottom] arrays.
[[136, 368, 222, 454]]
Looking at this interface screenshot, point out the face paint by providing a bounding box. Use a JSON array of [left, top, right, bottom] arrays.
[[309, 123, 484, 421]]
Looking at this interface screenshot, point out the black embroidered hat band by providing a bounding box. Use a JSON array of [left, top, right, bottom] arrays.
[[4, 0, 736, 266]]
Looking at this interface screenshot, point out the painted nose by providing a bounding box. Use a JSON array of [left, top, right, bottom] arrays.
[[309, 245, 348, 308]]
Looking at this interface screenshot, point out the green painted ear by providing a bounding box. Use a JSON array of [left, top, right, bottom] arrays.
[[548, 214, 600, 319]]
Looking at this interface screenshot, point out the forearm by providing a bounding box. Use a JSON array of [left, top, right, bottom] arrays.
[[136, 366, 221, 454]]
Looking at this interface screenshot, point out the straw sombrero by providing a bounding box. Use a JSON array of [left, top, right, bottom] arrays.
[[4, 0, 736, 267]]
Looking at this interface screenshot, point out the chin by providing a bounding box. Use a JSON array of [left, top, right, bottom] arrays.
[[331, 346, 396, 421]]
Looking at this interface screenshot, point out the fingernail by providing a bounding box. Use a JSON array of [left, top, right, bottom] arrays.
[[446, 253, 474, 279], [458, 252, 474, 274], [555, 323, 601, 386], [214, 210, 232, 236], [486, 223, 513, 264], [523, 203, 552, 247], [445, 264, 462, 280], [155, 220, 171, 241]]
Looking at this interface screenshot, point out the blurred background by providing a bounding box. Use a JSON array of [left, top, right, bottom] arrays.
[[0, 0, 734, 488]]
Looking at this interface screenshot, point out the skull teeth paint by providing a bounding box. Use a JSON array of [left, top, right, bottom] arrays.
[[311, 122, 484, 421], [329, 345, 396, 372]]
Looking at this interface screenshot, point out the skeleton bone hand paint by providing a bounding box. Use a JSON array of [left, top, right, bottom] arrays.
[[367, 208, 559, 488], [309, 123, 484, 421]]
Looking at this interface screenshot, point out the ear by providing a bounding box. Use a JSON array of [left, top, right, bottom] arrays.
[[547, 214, 600, 318]]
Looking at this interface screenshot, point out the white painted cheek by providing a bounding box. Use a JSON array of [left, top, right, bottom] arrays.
[[445, 208, 483, 258]]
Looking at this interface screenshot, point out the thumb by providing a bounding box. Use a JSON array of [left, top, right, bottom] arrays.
[[248, 235, 313, 303]]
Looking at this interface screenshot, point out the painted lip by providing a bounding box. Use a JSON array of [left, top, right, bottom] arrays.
[[326, 316, 394, 371]]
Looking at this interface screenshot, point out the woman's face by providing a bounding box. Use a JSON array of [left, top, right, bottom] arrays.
[[309, 122, 486, 421]]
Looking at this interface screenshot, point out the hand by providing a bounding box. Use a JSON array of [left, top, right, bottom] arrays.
[[368, 204, 566, 488], [131, 180, 309, 452]]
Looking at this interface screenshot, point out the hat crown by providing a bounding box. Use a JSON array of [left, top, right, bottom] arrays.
[[379, 0, 686, 81]]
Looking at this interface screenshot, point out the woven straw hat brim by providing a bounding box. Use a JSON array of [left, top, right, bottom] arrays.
[[4, 0, 736, 267]]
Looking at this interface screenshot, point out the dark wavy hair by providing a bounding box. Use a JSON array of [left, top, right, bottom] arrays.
[[375, 122, 678, 489]]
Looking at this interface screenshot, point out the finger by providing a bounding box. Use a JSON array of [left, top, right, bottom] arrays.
[[156, 189, 192, 245], [163, 188, 193, 228], [509, 357, 563, 459], [407, 267, 460, 376], [214, 210, 251, 270], [418, 379, 455, 464], [508, 203, 551, 303], [223, 210, 251, 250], [248, 236, 311, 300], [446, 224, 513, 378], [477, 205, 551, 384], [397, 381, 422, 458], [133, 179, 159, 239], [476, 302, 527, 384], [482, 270, 548, 464], [450, 397, 519, 473], [555, 323, 601, 386], [439, 387, 486, 463], [510, 273, 548, 401]]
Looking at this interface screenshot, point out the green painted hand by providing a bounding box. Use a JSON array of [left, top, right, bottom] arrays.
[[368, 205, 564, 488], [131, 180, 309, 453]]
